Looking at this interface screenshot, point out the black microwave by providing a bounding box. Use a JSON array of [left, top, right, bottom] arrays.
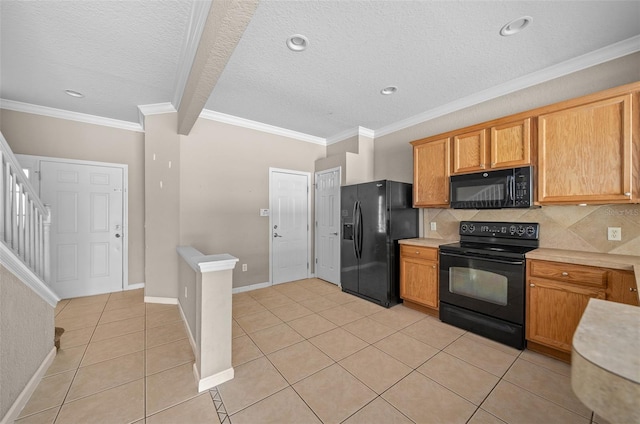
[[450, 166, 533, 209]]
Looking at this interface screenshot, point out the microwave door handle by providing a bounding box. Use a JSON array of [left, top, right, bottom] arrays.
[[507, 175, 515, 203]]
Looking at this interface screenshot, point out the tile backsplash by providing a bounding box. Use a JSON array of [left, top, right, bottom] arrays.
[[423, 204, 640, 256]]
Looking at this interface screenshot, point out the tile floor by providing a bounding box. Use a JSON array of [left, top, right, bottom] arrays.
[[17, 278, 602, 424]]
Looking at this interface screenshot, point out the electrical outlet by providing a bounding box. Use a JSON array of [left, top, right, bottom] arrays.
[[607, 227, 622, 241], [242, 264, 248, 272], [430, 222, 437, 231], [184, 286, 187, 298]]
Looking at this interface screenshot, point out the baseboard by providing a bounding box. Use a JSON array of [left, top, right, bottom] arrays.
[[1, 346, 57, 424], [232, 281, 271, 294], [125, 282, 144, 291], [177, 301, 197, 360], [192, 363, 234, 393], [144, 296, 178, 305]]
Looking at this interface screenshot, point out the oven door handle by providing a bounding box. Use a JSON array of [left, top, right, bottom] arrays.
[[439, 251, 524, 266]]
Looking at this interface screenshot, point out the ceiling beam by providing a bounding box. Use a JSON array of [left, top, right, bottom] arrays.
[[177, 0, 259, 136]]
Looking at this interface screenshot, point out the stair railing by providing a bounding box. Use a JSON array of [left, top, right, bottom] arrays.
[[0, 133, 51, 284]]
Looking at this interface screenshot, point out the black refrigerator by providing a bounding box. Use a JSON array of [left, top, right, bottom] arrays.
[[340, 180, 418, 307]]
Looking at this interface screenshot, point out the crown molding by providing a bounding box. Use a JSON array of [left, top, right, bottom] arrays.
[[137, 103, 177, 131], [172, 0, 213, 110], [326, 126, 375, 145], [374, 35, 640, 138], [0, 99, 144, 132], [358, 126, 375, 139], [199, 109, 327, 145], [138, 103, 177, 116]]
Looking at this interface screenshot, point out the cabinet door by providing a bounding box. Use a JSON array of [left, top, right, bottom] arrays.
[[413, 138, 450, 207], [452, 129, 488, 174], [491, 118, 531, 169], [400, 256, 438, 309], [606, 270, 639, 306], [538, 94, 634, 204], [526, 278, 605, 353]]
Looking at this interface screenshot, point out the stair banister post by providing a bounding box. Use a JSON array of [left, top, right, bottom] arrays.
[[0, 150, 4, 242], [43, 204, 52, 284]]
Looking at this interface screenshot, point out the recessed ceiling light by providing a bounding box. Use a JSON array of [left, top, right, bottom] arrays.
[[380, 86, 398, 95], [64, 89, 84, 98], [286, 34, 308, 51], [500, 16, 533, 36]]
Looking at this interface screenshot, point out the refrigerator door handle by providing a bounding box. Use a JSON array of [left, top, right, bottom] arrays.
[[358, 201, 363, 259], [353, 201, 360, 259]]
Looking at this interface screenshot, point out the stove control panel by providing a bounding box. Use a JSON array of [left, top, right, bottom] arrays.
[[459, 221, 539, 239]]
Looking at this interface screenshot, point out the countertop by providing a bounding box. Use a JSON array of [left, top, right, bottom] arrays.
[[399, 239, 640, 299], [571, 298, 640, 423], [525, 248, 640, 271], [399, 238, 457, 248]]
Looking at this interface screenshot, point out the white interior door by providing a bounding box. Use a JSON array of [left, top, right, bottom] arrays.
[[40, 160, 124, 298], [270, 169, 310, 284], [315, 168, 341, 285]]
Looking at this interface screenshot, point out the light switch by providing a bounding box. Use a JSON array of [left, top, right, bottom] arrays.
[[260, 209, 270, 217]]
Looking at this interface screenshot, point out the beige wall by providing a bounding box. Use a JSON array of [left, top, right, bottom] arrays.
[[0, 264, 54, 420], [0, 110, 146, 285], [144, 113, 181, 298], [179, 118, 325, 288], [373, 52, 640, 183], [317, 134, 374, 185]]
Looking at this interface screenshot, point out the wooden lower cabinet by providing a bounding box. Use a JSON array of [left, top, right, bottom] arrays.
[[526, 277, 605, 359], [400, 245, 439, 316], [606, 270, 639, 306], [525, 259, 638, 362]]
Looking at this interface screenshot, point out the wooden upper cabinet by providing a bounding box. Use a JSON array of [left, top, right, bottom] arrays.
[[452, 119, 532, 174], [538, 94, 638, 204], [491, 118, 532, 169], [412, 137, 451, 207], [452, 129, 488, 174]]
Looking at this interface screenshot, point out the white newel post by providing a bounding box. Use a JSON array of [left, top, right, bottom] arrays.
[[176, 246, 238, 392], [43, 204, 52, 284], [195, 255, 238, 391]]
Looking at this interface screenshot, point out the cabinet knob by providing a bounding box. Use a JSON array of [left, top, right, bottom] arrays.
[[624, 192, 631, 196], [561, 272, 569, 276], [416, 251, 420, 254], [630, 288, 638, 292], [432, 265, 436, 269], [530, 283, 535, 287]]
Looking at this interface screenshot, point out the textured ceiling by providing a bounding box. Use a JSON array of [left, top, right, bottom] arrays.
[[1, 1, 640, 141], [0, 0, 193, 123]]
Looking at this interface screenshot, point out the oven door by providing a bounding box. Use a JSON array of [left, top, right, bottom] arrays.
[[439, 251, 525, 324]]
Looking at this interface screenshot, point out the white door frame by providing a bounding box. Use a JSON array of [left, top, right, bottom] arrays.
[[268, 167, 311, 285], [16, 154, 130, 292], [314, 166, 341, 285]]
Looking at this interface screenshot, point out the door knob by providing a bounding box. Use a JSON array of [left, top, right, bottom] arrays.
[[331, 232, 338, 236], [273, 233, 283, 238], [115, 234, 121, 238]]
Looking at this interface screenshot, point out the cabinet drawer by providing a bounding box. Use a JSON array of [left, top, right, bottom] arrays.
[[400, 245, 438, 261], [528, 260, 607, 287]]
